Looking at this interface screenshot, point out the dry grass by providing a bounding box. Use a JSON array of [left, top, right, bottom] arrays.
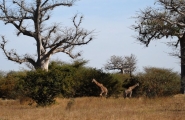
[[0, 94, 185, 120]]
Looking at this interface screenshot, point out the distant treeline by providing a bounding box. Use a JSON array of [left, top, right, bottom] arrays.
[[0, 60, 180, 106]]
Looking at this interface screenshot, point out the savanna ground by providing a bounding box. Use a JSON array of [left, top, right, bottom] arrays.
[[0, 95, 185, 120]]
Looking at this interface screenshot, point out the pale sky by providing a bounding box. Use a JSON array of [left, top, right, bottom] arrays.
[[0, 0, 180, 73]]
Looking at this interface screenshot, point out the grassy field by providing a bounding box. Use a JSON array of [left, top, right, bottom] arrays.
[[0, 95, 185, 120]]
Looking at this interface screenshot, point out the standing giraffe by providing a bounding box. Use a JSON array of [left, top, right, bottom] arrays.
[[124, 83, 139, 98], [92, 78, 108, 97]]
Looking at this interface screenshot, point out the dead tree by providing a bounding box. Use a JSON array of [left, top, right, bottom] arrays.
[[0, 0, 94, 71]]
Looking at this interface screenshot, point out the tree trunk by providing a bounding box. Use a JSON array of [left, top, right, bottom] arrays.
[[180, 34, 185, 94], [121, 69, 123, 74], [34, 56, 50, 71], [181, 65, 185, 94]]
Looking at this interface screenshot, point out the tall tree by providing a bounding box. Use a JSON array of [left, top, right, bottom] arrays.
[[104, 54, 137, 76], [0, 0, 94, 71], [132, 0, 185, 93]]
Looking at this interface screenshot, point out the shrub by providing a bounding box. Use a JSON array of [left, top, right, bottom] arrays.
[[49, 62, 79, 98], [137, 67, 180, 97], [76, 68, 122, 97], [71, 68, 113, 97], [121, 74, 140, 98], [16, 59, 126, 106], [20, 69, 63, 106], [0, 71, 26, 99], [49, 60, 122, 97]]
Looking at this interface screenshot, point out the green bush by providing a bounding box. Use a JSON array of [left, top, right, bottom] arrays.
[[0, 71, 26, 99], [137, 67, 180, 97], [72, 68, 117, 97], [50, 60, 120, 97], [0, 60, 127, 104], [74, 68, 122, 97], [1, 61, 180, 102], [120, 74, 140, 98], [20, 69, 63, 106], [0, 76, 16, 99], [49, 62, 79, 98], [49, 60, 122, 97]]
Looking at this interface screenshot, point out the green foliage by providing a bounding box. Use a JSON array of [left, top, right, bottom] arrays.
[[83, 68, 112, 96], [73, 68, 122, 97], [120, 67, 180, 98], [20, 69, 63, 106], [107, 73, 125, 97], [122, 74, 138, 88], [0, 60, 182, 105], [70, 67, 96, 97], [0, 60, 123, 102], [0, 71, 26, 99], [49, 60, 82, 98], [49, 60, 122, 97], [137, 67, 180, 97], [71, 59, 89, 68], [120, 74, 140, 97]]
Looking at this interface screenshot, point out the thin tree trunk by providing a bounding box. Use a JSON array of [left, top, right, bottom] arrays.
[[180, 34, 185, 94], [181, 65, 185, 94]]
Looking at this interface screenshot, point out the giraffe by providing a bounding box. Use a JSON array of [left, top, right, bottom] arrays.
[[92, 78, 108, 97], [124, 83, 139, 98]]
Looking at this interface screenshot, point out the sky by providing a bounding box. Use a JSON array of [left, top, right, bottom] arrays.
[[0, 0, 181, 73]]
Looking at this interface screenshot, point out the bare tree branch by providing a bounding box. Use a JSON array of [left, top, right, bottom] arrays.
[[0, 36, 36, 65], [41, 0, 76, 11], [104, 54, 137, 75], [132, 0, 185, 93], [0, 0, 94, 71], [12, 0, 33, 13]]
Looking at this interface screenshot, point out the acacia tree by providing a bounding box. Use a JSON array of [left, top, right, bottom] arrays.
[[0, 0, 94, 71], [104, 54, 137, 76], [124, 54, 137, 76], [132, 0, 185, 93]]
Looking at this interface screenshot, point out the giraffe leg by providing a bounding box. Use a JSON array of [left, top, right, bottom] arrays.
[[100, 91, 103, 97], [102, 92, 107, 98], [105, 92, 107, 97], [125, 91, 128, 98], [129, 91, 132, 97]]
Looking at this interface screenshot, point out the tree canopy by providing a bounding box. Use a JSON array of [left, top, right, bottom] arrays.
[[132, 0, 185, 93], [104, 54, 137, 76]]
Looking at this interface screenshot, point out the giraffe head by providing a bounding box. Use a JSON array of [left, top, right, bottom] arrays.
[[92, 78, 96, 82]]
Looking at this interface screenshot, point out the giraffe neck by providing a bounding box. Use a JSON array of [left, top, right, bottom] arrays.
[[94, 81, 102, 87], [129, 83, 139, 90]]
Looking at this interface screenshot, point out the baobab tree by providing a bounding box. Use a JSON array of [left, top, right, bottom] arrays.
[[104, 54, 137, 76], [0, 0, 94, 71], [132, 0, 185, 93]]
